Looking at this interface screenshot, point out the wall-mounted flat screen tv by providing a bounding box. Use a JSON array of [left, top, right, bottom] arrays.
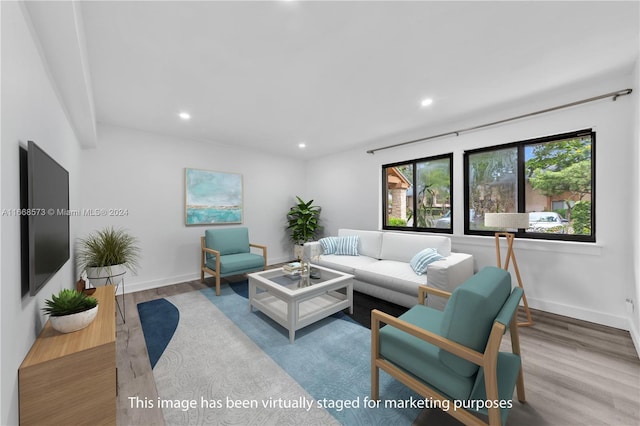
[[20, 140, 70, 296]]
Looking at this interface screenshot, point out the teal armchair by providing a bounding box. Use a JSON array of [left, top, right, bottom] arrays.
[[372, 266, 525, 426], [200, 227, 267, 296]]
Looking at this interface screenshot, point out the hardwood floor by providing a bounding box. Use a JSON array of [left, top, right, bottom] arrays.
[[116, 277, 640, 426]]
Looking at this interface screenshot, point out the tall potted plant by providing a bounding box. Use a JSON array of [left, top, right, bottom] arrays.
[[286, 196, 322, 259], [76, 227, 141, 286]]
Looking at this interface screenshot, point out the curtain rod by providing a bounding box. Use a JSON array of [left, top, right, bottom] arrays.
[[366, 88, 633, 155]]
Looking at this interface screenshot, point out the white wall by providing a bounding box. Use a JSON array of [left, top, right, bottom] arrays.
[[1, 3, 83, 424], [633, 54, 640, 349], [308, 71, 637, 332], [77, 124, 306, 294], [0, 2, 3, 423]]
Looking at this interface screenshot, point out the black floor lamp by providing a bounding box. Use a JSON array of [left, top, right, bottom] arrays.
[[484, 213, 534, 327]]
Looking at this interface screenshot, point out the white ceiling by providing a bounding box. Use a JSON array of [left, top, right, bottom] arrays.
[[24, 1, 640, 159]]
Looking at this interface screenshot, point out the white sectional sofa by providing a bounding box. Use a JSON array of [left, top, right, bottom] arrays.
[[308, 229, 474, 310]]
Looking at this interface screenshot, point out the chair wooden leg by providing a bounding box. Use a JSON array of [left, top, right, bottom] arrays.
[[484, 334, 502, 426], [516, 367, 526, 403], [509, 320, 526, 403], [371, 364, 379, 400], [200, 269, 204, 283], [371, 311, 380, 400], [214, 254, 221, 296]]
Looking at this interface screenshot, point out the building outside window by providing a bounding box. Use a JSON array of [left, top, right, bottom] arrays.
[[383, 153, 453, 233], [464, 129, 595, 242]]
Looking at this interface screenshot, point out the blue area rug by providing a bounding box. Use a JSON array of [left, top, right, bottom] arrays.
[[229, 279, 249, 298], [202, 281, 422, 425], [137, 298, 179, 369], [138, 281, 423, 425]]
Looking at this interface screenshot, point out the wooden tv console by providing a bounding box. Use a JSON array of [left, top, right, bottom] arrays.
[[18, 285, 116, 425]]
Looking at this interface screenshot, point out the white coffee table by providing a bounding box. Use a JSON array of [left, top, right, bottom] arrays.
[[248, 265, 354, 343]]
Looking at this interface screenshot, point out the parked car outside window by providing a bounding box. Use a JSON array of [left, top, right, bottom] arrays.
[[528, 211, 569, 234], [435, 211, 451, 229]]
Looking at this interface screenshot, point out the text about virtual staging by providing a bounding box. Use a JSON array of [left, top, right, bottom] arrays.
[[129, 395, 512, 413]]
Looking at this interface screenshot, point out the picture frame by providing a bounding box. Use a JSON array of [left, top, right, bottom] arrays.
[[185, 168, 243, 225]]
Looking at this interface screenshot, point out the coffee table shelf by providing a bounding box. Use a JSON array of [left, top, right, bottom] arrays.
[[248, 265, 353, 343]]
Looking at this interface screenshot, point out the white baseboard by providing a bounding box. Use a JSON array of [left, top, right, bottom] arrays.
[[528, 297, 630, 331], [122, 273, 200, 295], [525, 297, 639, 358], [628, 319, 640, 358], [121, 255, 293, 295]]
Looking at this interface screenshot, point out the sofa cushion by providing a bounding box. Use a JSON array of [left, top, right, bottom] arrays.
[[355, 260, 425, 296], [379, 305, 475, 401], [335, 235, 359, 255], [410, 248, 445, 275], [338, 229, 383, 259], [318, 237, 339, 254], [380, 232, 451, 262], [315, 254, 379, 275], [439, 267, 511, 377], [205, 228, 250, 258]]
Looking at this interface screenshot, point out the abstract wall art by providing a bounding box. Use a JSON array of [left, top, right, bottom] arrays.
[[185, 168, 243, 225]]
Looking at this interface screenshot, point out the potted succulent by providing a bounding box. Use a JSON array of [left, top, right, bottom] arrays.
[[76, 227, 141, 286], [286, 196, 322, 259], [42, 289, 98, 333]]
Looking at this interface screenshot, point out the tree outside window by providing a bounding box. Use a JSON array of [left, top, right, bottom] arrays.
[[383, 154, 453, 233], [465, 130, 595, 242], [525, 136, 592, 236], [467, 147, 518, 231]]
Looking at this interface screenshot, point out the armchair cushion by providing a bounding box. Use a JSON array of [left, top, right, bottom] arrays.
[[439, 267, 511, 377], [205, 253, 265, 275], [379, 305, 475, 401], [205, 228, 250, 259]]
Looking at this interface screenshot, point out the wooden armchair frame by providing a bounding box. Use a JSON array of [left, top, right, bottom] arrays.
[[372, 285, 525, 426], [200, 236, 267, 296]]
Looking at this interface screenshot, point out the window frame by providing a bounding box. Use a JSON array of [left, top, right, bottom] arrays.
[[382, 152, 453, 234], [463, 129, 596, 242]]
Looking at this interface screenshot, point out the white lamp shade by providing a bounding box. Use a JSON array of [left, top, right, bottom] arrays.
[[484, 213, 530, 229]]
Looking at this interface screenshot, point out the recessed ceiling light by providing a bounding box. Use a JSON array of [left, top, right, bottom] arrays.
[[298, 142, 306, 149], [420, 98, 433, 107], [178, 112, 191, 120]]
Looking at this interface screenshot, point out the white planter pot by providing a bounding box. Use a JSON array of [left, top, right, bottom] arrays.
[[50, 305, 99, 334], [85, 264, 126, 286]]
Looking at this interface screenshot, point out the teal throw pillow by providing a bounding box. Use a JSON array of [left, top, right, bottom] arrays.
[[410, 248, 444, 275], [335, 236, 359, 256], [318, 237, 338, 254]]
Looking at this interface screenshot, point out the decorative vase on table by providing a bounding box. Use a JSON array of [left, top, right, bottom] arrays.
[[42, 289, 99, 334], [76, 226, 140, 288], [85, 264, 127, 287], [50, 305, 99, 333]]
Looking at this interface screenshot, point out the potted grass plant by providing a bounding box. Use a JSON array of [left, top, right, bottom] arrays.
[[43, 289, 98, 333], [76, 227, 141, 286]]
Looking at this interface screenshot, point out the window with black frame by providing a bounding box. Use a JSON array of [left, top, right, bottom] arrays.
[[382, 153, 453, 233], [464, 129, 595, 242]]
